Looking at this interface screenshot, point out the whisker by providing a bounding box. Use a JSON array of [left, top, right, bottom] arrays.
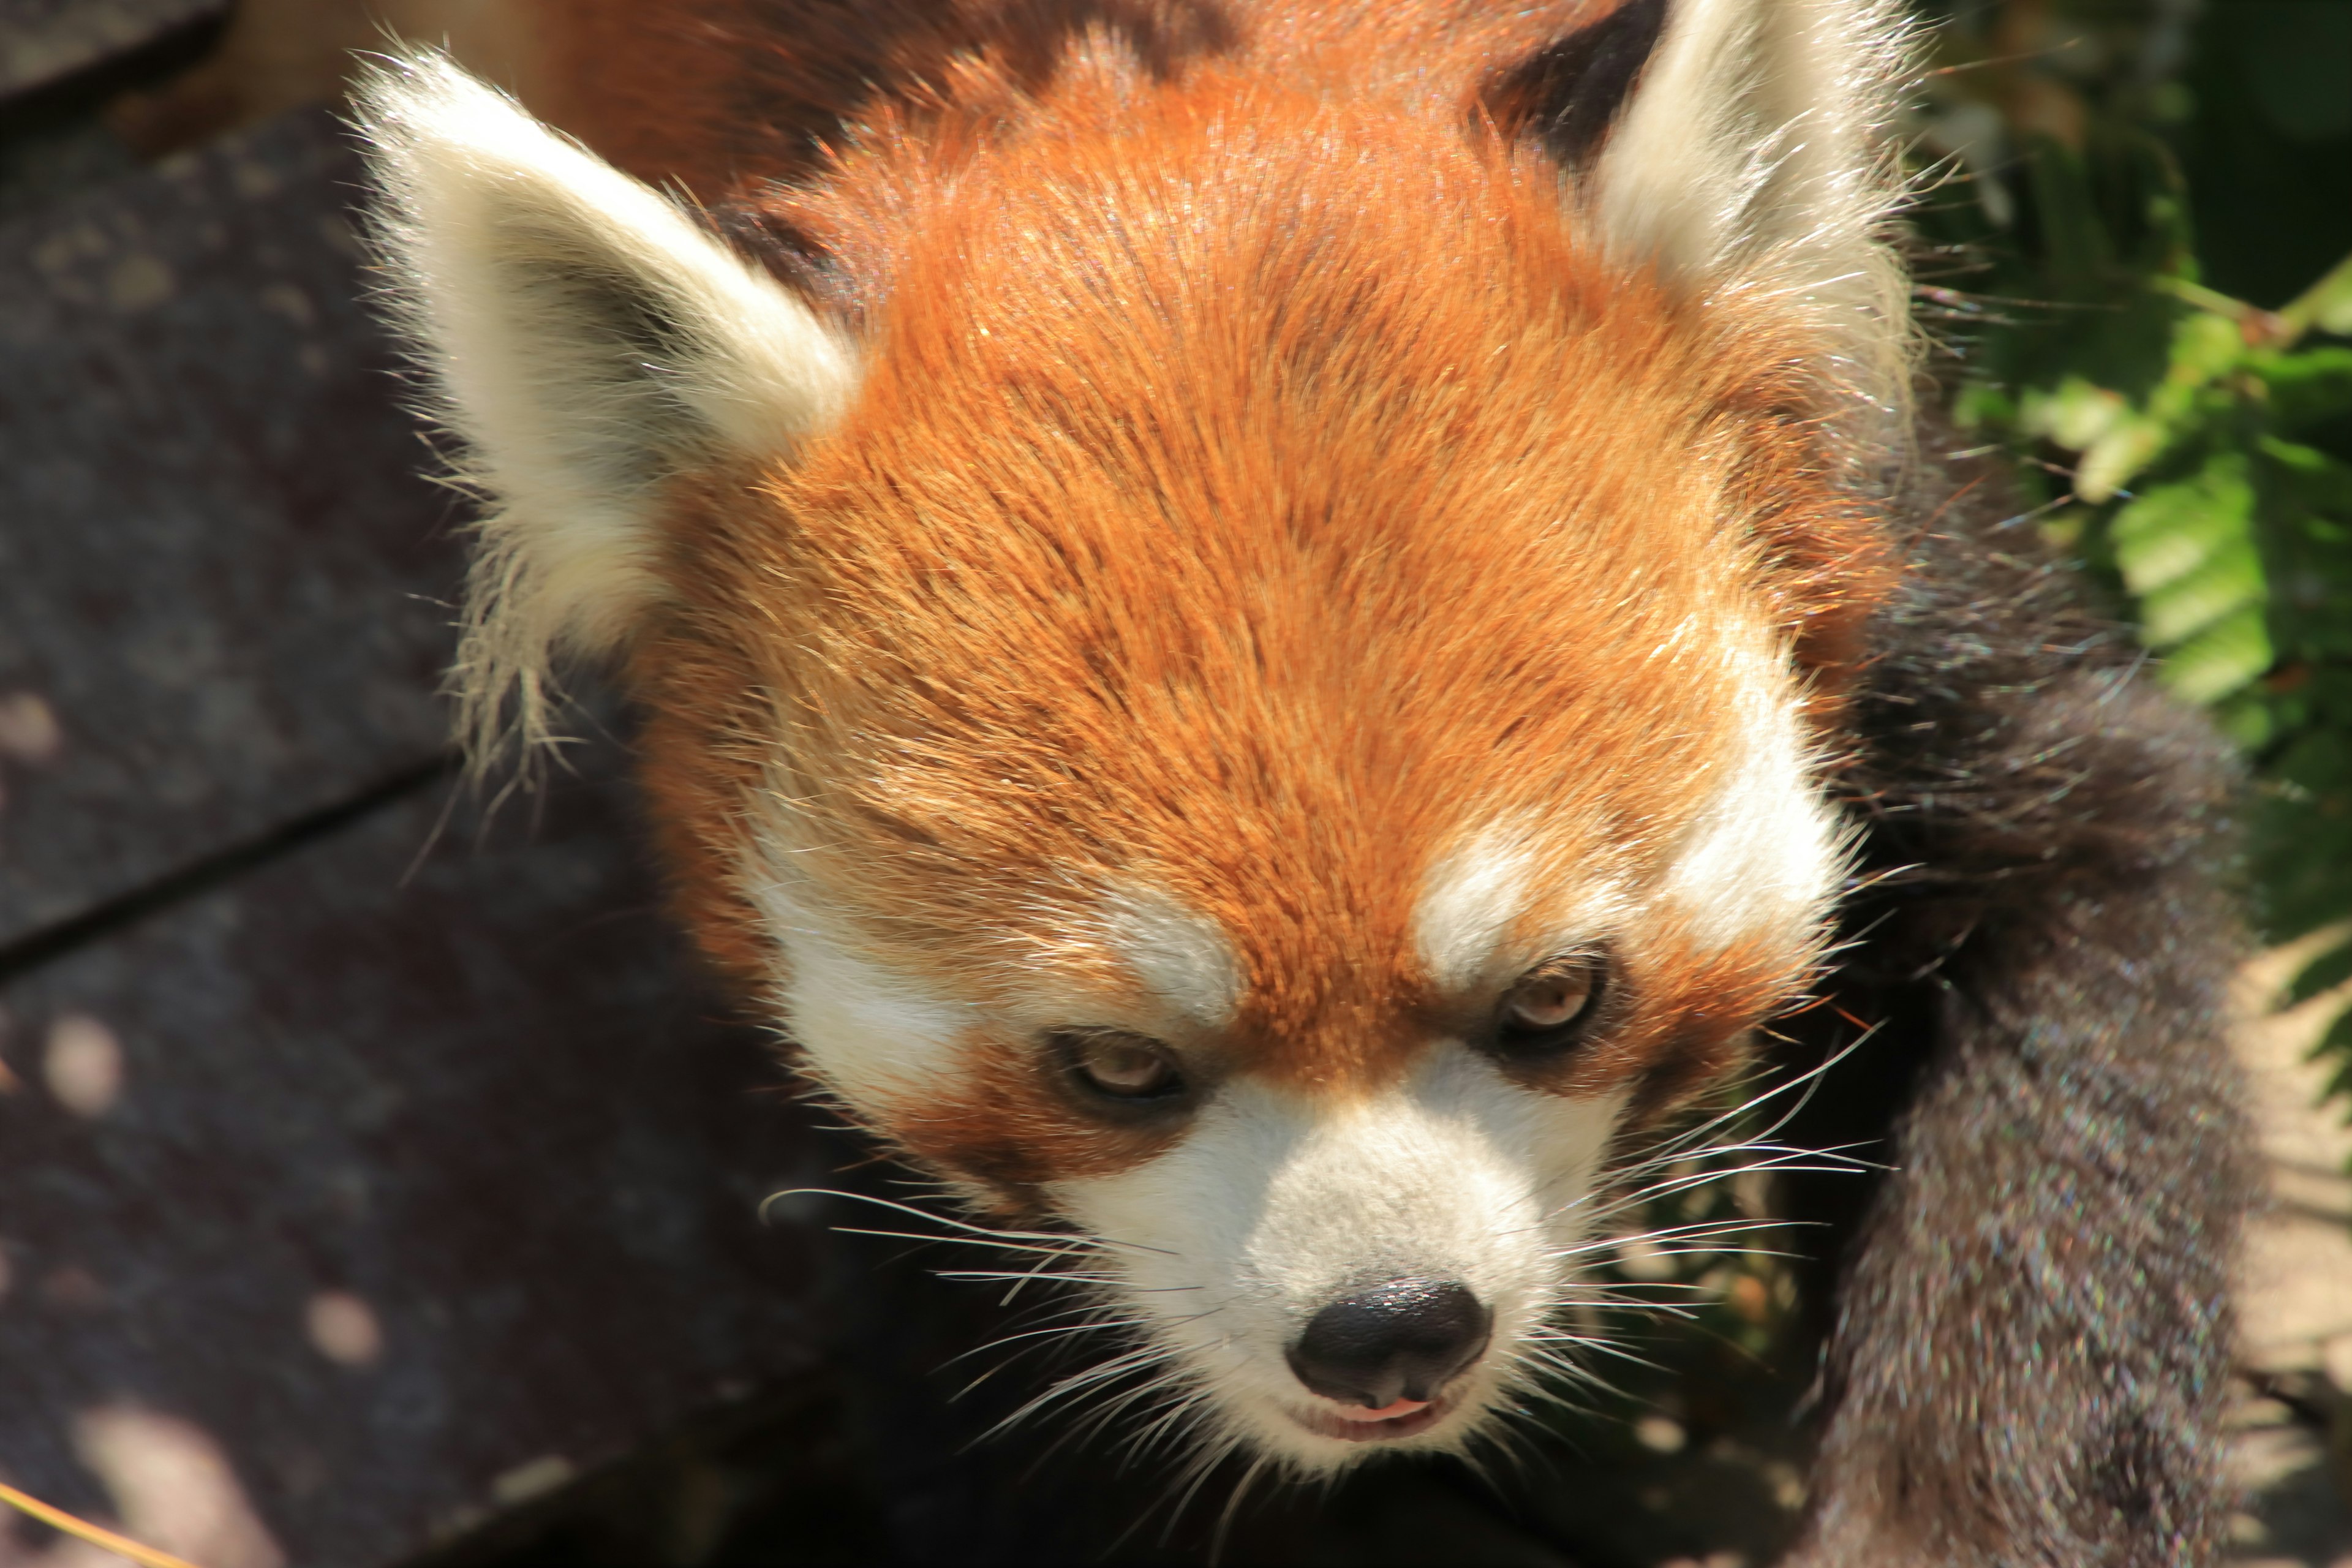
[[1553, 1213, 1793, 1256], [1158, 1431, 1248, 1548], [1030, 1366, 1202, 1478], [1117, 1385, 1216, 1470], [1619, 1022, 1884, 1169], [1556, 1150, 1871, 1235], [760, 1187, 1177, 1257], [1460, 1410, 1542, 1491], [1083, 1375, 1200, 1451], [1210, 1453, 1273, 1565], [932, 1274, 1129, 1292], [1586, 1142, 1876, 1208], [943, 1316, 1155, 1381], [1450, 1432, 1509, 1496], [979, 1343, 1178, 1443], [1509, 1356, 1615, 1403], [1491, 1396, 1581, 1449], [995, 1239, 1094, 1305], [931, 1270, 1199, 1292], [827, 1225, 1100, 1260], [1534, 1332, 1669, 1379], [1542, 1295, 1705, 1324]]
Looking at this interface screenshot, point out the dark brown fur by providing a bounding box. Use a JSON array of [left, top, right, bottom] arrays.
[[1773, 434, 2252, 1566]]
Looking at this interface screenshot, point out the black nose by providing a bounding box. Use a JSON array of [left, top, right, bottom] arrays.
[[1284, 1278, 1493, 1409]]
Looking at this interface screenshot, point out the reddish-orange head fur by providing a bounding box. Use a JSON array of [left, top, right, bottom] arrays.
[[362, 0, 1911, 1469]]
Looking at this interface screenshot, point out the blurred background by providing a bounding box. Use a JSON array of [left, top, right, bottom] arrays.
[[0, 1, 2345, 1564]]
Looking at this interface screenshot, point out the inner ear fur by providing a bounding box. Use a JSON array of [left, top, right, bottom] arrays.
[[356, 50, 859, 771], [1482, 0, 1669, 167]]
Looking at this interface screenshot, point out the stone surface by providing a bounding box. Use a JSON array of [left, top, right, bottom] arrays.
[[2236, 940, 2352, 1377], [0, 761, 834, 1568], [0, 77, 859, 1568], [2231, 936, 2352, 1568], [0, 108, 459, 948], [0, 0, 221, 100]]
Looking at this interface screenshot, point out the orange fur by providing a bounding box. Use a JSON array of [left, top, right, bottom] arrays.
[[554, 4, 1898, 1186]]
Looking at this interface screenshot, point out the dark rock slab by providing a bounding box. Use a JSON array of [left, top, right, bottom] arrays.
[[0, 107, 459, 947], [0, 760, 833, 1568], [0, 0, 221, 100]]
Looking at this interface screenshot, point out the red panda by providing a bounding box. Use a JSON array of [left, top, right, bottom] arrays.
[[356, 2, 2252, 1561]]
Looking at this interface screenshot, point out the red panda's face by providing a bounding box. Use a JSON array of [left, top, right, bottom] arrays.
[[719, 601, 1843, 1469], [612, 91, 1863, 1469], [363, 5, 1903, 1474]]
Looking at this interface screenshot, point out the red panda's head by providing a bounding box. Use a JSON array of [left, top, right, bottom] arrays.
[[360, 0, 1910, 1472]]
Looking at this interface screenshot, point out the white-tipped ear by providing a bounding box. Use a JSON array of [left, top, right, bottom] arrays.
[[355, 51, 859, 768], [1590, 0, 1915, 423]]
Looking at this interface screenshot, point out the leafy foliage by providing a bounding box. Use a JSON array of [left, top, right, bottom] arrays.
[[1906, 0, 2352, 1094]]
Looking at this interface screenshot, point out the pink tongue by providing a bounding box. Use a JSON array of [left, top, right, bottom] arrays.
[[1335, 1398, 1431, 1423]]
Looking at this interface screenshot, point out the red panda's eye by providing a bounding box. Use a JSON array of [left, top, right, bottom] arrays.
[[1507, 971, 1593, 1029], [1494, 957, 1605, 1055], [1060, 1031, 1186, 1101]]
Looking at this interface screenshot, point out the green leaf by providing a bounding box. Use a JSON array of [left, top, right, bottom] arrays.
[[2261, 437, 2352, 514], [2064, 312, 2252, 499], [2217, 693, 2276, 750], [2111, 473, 2255, 592], [2141, 545, 2267, 646], [2109, 453, 2259, 596], [2163, 310, 2248, 390], [2280, 250, 2352, 339], [2255, 346, 2352, 429], [1952, 381, 2018, 431], [2020, 376, 2130, 450], [2157, 604, 2274, 702], [2076, 415, 2168, 501]]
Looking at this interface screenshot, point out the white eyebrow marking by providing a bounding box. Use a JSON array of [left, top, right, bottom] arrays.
[[1417, 821, 1631, 995], [1102, 887, 1244, 1027], [1414, 829, 1539, 994]]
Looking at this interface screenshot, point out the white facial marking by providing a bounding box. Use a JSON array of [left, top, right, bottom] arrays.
[[1660, 643, 1847, 950], [1099, 887, 1244, 1027], [1413, 831, 1538, 994], [749, 875, 971, 1110], [1052, 1051, 1627, 1473], [1414, 824, 1626, 997]]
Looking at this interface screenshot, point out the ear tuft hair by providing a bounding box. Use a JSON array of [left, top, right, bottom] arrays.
[[355, 51, 859, 774], [1598, 0, 1917, 436], [1490, 0, 1918, 445]]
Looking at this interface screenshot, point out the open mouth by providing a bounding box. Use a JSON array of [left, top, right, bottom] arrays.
[[1290, 1393, 1454, 1443]]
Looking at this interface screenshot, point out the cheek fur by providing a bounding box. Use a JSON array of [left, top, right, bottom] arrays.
[[752, 874, 973, 1116], [1656, 642, 1850, 955]]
